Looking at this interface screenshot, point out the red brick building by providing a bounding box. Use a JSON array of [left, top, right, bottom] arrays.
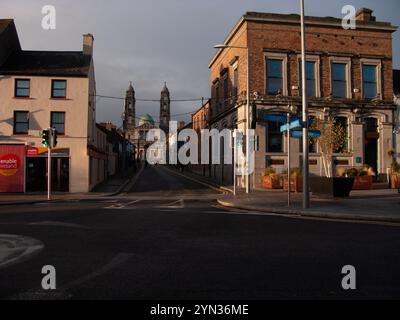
[[208, 8, 398, 187]]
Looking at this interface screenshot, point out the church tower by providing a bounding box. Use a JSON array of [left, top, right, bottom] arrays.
[[123, 81, 136, 139], [160, 82, 171, 133]]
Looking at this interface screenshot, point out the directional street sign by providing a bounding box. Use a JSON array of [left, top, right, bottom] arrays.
[[290, 130, 321, 138], [280, 118, 314, 133], [262, 114, 295, 123], [280, 119, 302, 132]]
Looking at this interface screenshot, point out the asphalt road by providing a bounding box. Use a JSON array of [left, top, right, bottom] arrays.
[[0, 165, 399, 300]]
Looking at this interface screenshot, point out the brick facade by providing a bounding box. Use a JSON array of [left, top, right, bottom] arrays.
[[208, 9, 398, 188]]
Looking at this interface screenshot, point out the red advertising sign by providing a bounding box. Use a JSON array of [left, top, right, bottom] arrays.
[[26, 147, 39, 157], [0, 145, 25, 193]]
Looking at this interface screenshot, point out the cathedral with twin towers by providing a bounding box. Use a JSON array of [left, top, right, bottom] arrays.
[[123, 82, 171, 161]]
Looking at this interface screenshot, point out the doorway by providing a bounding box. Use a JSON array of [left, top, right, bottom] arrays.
[[364, 118, 379, 179], [26, 157, 69, 192]]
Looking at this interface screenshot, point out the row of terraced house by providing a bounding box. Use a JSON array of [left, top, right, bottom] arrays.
[[0, 19, 133, 193]]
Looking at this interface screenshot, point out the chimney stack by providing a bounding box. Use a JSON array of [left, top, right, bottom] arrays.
[[355, 8, 376, 22], [83, 33, 94, 56]]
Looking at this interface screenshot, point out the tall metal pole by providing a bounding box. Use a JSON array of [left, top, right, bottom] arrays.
[[287, 112, 291, 207], [233, 131, 236, 196], [300, 0, 310, 208], [245, 47, 250, 194]]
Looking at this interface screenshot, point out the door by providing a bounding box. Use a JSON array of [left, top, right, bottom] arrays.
[[26, 157, 46, 192], [364, 118, 379, 178], [52, 158, 69, 192]]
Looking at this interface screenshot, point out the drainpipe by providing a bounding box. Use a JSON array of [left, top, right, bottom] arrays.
[[394, 95, 400, 163]]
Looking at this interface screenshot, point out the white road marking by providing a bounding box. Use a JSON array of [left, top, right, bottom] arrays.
[[0, 234, 44, 270], [158, 199, 184, 209], [9, 253, 134, 300], [28, 221, 91, 229], [104, 199, 141, 209]]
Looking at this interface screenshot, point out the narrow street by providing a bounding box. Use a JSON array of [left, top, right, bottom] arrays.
[[0, 165, 399, 300]]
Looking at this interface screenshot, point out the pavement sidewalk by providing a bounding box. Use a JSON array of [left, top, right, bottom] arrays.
[[0, 165, 141, 206], [217, 188, 400, 223]]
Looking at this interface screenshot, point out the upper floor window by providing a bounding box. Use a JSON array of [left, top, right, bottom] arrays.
[[233, 64, 238, 98], [15, 79, 30, 98], [331, 63, 348, 98], [362, 65, 378, 99], [51, 80, 67, 98], [267, 59, 284, 95], [51, 111, 65, 135], [300, 61, 317, 97], [13, 111, 29, 134], [214, 82, 219, 114], [222, 72, 229, 108]]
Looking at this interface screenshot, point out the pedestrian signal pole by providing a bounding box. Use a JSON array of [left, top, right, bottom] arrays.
[[47, 128, 52, 200], [42, 128, 52, 200]]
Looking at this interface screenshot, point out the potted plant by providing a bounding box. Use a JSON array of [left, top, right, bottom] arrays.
[[388, 150, 400, 189], [342, 165, 374, 190], [283, 167, 303, 193], [262, 167, 281, 189], [309, 118, 354, 198]]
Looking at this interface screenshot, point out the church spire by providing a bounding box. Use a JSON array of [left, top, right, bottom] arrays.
[[160, 82, 171, 133], [161, 81, 169, 93]]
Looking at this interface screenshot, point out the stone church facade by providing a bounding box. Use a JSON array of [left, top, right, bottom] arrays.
[[123, 82, 171, 161]]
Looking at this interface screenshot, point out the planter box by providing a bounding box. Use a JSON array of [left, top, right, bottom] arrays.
[[352, 176, 373, 190], [262, 176, 281, 189], [283, 177, 303, 193], [310, 177, 354, 198], [390, 174, 400, 189]]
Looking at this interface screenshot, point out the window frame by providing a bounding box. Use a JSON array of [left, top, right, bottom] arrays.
[[330, 57, 352, 99], [232, 62, 239, 98], [14, 79, 31, 98], [50, 111, 66, 135], [213, 80, 220, 115], [51, 79, 67, 99], [297, 55, 321, 98], [360, 59, 382, 100], [222, 71, 229, 108], [13, 111, 29, 135], [264, 52, 288, 96]]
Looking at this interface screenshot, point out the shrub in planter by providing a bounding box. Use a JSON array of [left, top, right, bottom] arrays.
[[283, 167, 302, 193], [342, 165, 374, 190], [262, 167, 281, 189], [390, 173, 400, 189], [388, 150, 400, 189]]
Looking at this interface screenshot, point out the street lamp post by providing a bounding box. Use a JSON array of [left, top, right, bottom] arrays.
[[214, 44, 250, 194], [300, 0, 310, 208]]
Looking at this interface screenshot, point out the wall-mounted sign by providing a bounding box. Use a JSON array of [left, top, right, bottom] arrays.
[[0, 154, 20, 176], [0, 145, 25, 193], [26, 147, 70, 158]]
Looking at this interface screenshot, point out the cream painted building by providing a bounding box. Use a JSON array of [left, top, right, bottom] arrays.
[[0, 19, 104, 193]]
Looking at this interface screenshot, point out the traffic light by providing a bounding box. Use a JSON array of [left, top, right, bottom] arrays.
[[52, 129, 58, 148], [42, 129, 50, 147]]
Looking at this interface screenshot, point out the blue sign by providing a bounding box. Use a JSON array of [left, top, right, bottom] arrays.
[[290, 130, 321, 138], [280, 119, 302, 132], [262, 114, 291, 123]]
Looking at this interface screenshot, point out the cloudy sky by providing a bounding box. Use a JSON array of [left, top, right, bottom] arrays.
[[2, 0, 400, 127]]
